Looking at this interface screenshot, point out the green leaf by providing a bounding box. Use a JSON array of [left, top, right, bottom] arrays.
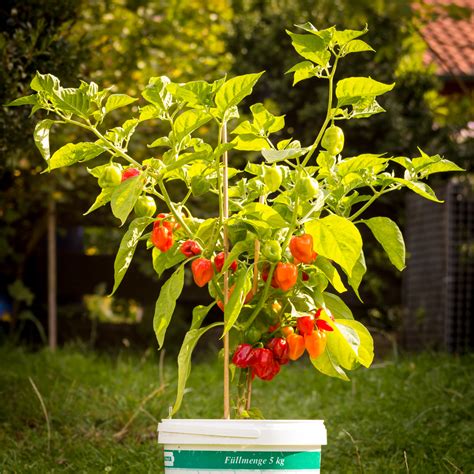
[[153, 265, 185, 350], [191, 303, 215, 330], [142, 76, 172, 111], [167, 80, 213, 107], [83, 187, 113, 215], [315, 256, 346, 293], [286, 31, 331, 67], [341, 39, 374, 56], [171, 321, 223, 415], [51, 88, 90, 118], [241, 203, 288, 229], [363, 217, 406, 271], [286, 61, 319, 85], [222, 269, 252, 335], [6, 95, 39, 107], [311, 349, 349, 381], [347, 251, 366, 301], [233, 134, 269, 151], [173, 109, 212, 142], [148, 137, 170, 148], [152, 246, 186, 278], [337, 154, 387, 177], [215, 72, 264, 115], [306, 215, 362, 277], [261, 147, 309, 163], [250, 103, 285, 133], [413, 150, 464, 177], [105, 94, 138, 114], [30, 72, 60, 94], [334, 319, 374, 368], [34, 119, 56, 161], [111, 217, 152, 295], [336, 77, 395, 107], [111, 174, 146, 225], [49, 142, 105, 170], [333, 26, 368, 45], [391, 178, 443, 202], [323, 292, 354, 319]]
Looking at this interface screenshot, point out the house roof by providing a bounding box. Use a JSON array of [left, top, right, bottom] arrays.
[[421, 0, 474, 78]]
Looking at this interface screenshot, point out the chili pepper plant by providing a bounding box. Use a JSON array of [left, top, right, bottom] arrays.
[[8, 23, 462, 418]]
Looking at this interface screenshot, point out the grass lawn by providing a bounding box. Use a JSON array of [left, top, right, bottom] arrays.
[[0, 344, 472, 473]]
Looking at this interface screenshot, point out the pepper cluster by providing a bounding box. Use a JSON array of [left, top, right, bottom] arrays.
[[232, 308, 334, 381], [232, 336, 289, 381]]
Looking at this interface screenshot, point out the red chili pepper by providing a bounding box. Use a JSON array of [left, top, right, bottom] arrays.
[[231, 344, 256, 368], [121, 168, 140, 181], [214, 251, 237, 273], [287, 333, 305, 360], [302, 272, 310, 281], [151, 225, 173, 252], [266, 337, 289, 365], [297, 315, 315, 336], [304, 330, 327, 359], [191, 258, 214, 287], [252, 348, 280, 381], [274, 262, 298, 292], [289, 234, 317, 264], [180, 240, 201, 258]]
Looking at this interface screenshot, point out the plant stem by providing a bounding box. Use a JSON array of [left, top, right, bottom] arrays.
[[221, 121, 230, 420], [301, 54, 340, 167], [245, 368, 253, 411], [349, 185, 401, 222], [252, 195, 265, 294], [157, 181, 193, 236]]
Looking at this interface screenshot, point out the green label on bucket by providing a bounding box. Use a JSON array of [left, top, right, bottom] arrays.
[[163, 450, 321, 470]]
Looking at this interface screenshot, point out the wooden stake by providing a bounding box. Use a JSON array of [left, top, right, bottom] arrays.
[[222, 122, 230, 420], [47, 197, 57, 351]]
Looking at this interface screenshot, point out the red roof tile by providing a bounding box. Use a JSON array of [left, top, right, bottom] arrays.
[[421, 0, 474, 77]]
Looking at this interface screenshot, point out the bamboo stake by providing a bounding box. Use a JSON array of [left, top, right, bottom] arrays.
[[47, 197, 57, 351], [222, 122, 230, 420]]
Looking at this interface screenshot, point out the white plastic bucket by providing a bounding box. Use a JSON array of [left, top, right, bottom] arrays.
[[158, 419, 327, 473]]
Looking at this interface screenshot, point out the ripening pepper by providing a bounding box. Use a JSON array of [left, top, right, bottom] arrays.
[[231, 344, 256, 368], [321, 125, 344, 155], [134, 195, 156, 217], [287, 333, 305, 360], [98, 164, 122, 188], [180, 240, 202, 258], [214, 251, 237, 273], [191, 258, 214, 287], [151, 225, 173, 252], [266, 337, 289, 365], [289, 234, 317, 264], [262, 240, 282, 262], [121, 167, 141, 181], [297, 315, 315, 336], [304, 330, 327, 359], [274, 262, 298, 292]]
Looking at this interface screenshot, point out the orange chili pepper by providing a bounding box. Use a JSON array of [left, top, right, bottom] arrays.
[[287, 333, 305, 360], [304, 330, 327, 359]]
